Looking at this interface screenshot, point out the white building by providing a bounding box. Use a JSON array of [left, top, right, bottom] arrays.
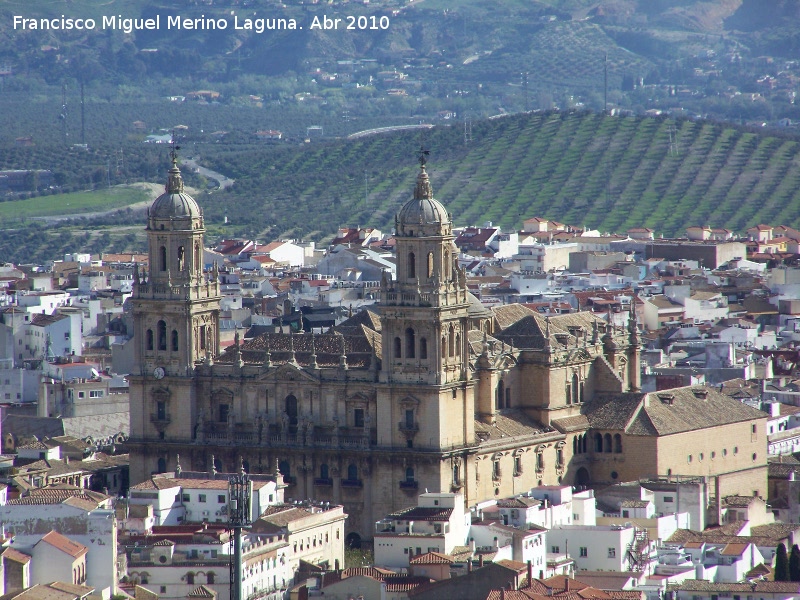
[[374, 492, 469, 569], [546, 524, 651, 573], [127, 471, 284, 526]]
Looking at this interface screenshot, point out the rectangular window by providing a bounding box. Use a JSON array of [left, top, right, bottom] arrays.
[[218, 495, 225, 503], [580, 547, 588, 557], [551, 546, 560, 553], [199, 494, 207, 503], [608, 548, 616, 558], [89, 390, 103, 398], [182, 494, 190, 502], [78, 391, 85, 399], [663, 496, 674, 503], [219, 404, 229, 423], [354, 408, 365, 428], [211, 550, 218, 558]]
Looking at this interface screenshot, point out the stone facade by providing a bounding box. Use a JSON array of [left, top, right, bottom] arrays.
[[128, 157, 767, 545]]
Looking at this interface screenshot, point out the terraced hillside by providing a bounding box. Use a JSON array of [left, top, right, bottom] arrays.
[[205, 111, 800, 240]]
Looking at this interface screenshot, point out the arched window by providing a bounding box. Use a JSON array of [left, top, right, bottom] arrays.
[[408, 252, 416, 279], [159, 246, 167, 272], [580, 381, 585, 403], [442, 337, 447, 358], [573, 436, 578, 455], [444, 250, 450, 275], [556, 446, 564, 468], [594, 433, 603, 453], [394, 337, 402, 359], [157, 457, 167, 473], [614, 433, 623, 453], [604, 433, 612, 453], [206, 572, 215, 585], [214, 456, 223, 471], [536, 452, 544, 471], [405, 467, 415, 482], [187, 573, 195, 585], [566, 383, 572, 405], [285, 395, 298, 428], [195, 243, 201, 272], [455, 334, 460, 356], [572, 373, 579, 405], [427, 252, 434, 278], [420, 338, 428, 360], [157, 320, 167, 351], [496, 380, 505, 410], [347, 464, 358, 481], [448, 326, 455, 357], [146, 329, 154, 351], [405, 328, 416, 358], [177, 246, 185, 271], [279, 460, 291, 478], [200, 326, 206, 350], [171, 330, 179, 352], [453, 463, 460, 485], [320, 464, 329, 479]]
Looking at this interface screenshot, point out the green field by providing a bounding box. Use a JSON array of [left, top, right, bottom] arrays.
[[0, 185, 151, 222]]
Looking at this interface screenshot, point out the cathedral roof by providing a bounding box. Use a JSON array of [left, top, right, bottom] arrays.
[[474, 409, 553, 443], [494, 311, 605, 350], [149, 156, 202, 220], [220, 329, 378, 369], [582, 386, 768, 436]]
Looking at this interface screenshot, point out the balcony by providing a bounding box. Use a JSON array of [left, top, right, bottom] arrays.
[[150, 413, 171, 424], [314, 478, 333, 487], [399, 480, 418, 490], [341, 478, 363, 489], [398, 421, 419, 436]]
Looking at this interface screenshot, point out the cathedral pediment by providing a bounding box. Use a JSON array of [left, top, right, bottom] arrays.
[[258, 362, 319, 383]]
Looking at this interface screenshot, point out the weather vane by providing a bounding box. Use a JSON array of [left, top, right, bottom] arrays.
[[169, 129, 181, 163], [417, 146, 430, 167]]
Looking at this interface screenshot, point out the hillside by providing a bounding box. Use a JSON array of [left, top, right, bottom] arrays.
[[203, 110, 800, 240]]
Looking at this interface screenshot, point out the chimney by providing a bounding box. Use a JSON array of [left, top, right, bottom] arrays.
[[467, 559, 473, 573], [527, 560, 532, 587], [565, 578, 570, 593], [479, 554, 484, 568]]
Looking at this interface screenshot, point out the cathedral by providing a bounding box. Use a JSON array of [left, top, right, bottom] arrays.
[[128, 154, 767, 545]]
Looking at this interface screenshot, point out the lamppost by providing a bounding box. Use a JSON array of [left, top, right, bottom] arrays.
[[229, 460, 252, 600]]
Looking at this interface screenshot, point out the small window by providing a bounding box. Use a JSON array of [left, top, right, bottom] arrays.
[[182, 494, 190, 502], [199, 494, 207, 502], [579, 547, 588, 557], [663, 496, 674, 503], [218, 495, 225, 503], [552, 546, 560, 553], [354, 408, 365, 428], [608, 548, 616, 558]]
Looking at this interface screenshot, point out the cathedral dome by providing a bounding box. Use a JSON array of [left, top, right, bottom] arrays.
[[150, 158, 201, 220], [397, 163, 450, 234]]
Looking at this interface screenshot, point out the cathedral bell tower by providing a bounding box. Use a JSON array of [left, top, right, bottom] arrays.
[[379, 152, 470, 386], [131, 150, 221, 378]]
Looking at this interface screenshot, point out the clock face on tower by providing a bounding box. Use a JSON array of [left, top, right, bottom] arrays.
[[153, 367, 165, 380]]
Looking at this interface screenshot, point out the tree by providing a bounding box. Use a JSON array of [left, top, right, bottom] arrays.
[[776, 543, 789, 581], [790, 544, 800, 582]]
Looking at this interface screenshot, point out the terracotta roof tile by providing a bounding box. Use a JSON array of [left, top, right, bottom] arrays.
[[39, 530, 88, 558]]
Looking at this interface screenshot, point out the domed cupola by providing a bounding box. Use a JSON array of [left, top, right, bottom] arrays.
[[396, 155, 451, 237], [148, 152, 202, 230]]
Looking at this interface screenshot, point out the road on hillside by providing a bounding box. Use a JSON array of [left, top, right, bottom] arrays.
[[182, 158, 235, 190]]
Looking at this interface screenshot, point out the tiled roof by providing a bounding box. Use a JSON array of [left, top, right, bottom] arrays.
[[474, 410, 551, 442], [39, 530, 88, 558], [670, 580, 800, 593], [722, 495, 757, 508], [582, 386, 767, 436], [409, 551, 453, 565], [388, 506, 453, 522], [2, 547, 32, 563], [719, 542, 749, 556], [187, 585, 216, 598]]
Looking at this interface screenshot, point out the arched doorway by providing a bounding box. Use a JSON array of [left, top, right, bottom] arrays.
[[345, 532, 362, 549], [575, 466, 590, 487]]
